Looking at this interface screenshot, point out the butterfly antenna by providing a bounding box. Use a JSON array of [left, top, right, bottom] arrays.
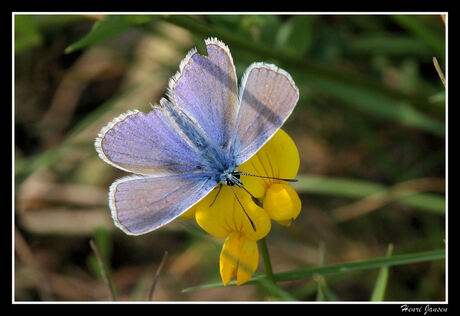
[[240, 185, 256, 200], [230, 186, 256, 232], [209, 183, 223, 207], [238, 171, 298, 182]]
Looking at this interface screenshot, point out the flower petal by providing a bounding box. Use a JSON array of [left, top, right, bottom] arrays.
[[219, 231, 259, 286], [239, 129, 299, 196], [236, 237, 258, 285], [237, 189, 271, 241], [264, 129, 300, 180], [194, 186, 232, 238], [263, 183, 302, 225], [195, 185, 271, 240], [220, 231, 239, 285]]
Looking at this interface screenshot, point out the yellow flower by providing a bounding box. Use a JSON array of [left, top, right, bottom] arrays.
[[239, 129, 302, 226], [195, 185, 271, 285], [179, 129, 301, 285]]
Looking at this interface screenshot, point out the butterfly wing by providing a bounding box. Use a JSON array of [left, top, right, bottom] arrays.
[[167, 38, 239, 151], [96, 108, 219, 235], [231, 63, 299, 166], [110, 174, 216, 235], [95, 108, 206, 176], [96, 39, 298, 236]]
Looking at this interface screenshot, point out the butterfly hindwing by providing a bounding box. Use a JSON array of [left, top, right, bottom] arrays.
[[110, 174, 217, 235]]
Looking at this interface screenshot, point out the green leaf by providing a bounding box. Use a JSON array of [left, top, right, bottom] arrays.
[[291, 175, 445, 214], [371, 244, 394, 301], [65, 15, 156, 53], [183, 248, 445, 292], [65, 16, 129, 53]]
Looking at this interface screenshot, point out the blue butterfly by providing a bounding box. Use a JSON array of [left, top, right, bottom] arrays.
[[95, 38, 299, 235]]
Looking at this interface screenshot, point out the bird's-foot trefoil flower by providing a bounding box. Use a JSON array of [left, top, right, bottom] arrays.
[[179, 129, 301, 285]]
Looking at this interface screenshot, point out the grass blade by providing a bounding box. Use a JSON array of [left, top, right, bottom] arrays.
[[65, 15, 157, 53], [298, 73, 444, 137], [89, 239, 118, 301], [258, 278, 298, 301], [316, 278, 325, 301], [183, 248, 444, 292], [291, 175, 445, 214], [274, 248, 444, 282], [147, 251, 169, 301], [370, 244, 394, 301], [65, 16, 129, 53]]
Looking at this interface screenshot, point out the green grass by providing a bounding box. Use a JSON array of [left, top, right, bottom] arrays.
[[183, 248, 445, 293]]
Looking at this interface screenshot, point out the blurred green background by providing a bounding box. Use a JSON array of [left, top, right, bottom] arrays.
[[14, 14, 446, 301]]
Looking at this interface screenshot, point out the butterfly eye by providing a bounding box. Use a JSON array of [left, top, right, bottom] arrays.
[[231, 170, 240, 180]]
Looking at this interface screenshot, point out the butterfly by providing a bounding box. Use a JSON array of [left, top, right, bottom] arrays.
[[95, 38, 299, 235]]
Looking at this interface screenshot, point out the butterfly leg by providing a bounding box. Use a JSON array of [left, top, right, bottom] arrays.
[[230, 186, 256, 232], [209, 183, 223, 207]]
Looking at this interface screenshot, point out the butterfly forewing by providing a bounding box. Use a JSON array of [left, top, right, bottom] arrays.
[[168, 38, 239, 151], [95, 108, 205, 176], [232, 63, 299, 166]]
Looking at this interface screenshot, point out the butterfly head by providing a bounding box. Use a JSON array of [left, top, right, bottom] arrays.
[[222, 169, 243, 187]]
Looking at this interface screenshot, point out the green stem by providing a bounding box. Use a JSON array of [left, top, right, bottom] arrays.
[[258, 237, 275, 284], [183, 248, 445, 292], [258, 237, 298, 300]]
